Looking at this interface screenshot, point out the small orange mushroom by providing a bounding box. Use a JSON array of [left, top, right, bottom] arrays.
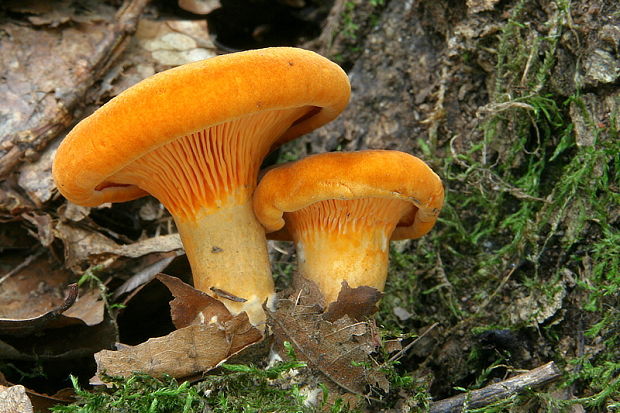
[[253, 150, 444, 307], [52, 47, 350, 326]]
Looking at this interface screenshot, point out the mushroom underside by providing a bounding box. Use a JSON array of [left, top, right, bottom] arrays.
[[286, 197, 415, 305]]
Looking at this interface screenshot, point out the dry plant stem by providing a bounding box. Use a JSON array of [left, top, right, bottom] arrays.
[[429, 361, 561, 413], [175, 199, 274, 326]]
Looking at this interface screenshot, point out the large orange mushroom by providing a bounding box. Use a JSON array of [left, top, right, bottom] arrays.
[[253, 150, 444, 307], [52, 47, 350, 326]]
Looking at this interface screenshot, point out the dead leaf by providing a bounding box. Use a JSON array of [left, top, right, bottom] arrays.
[[178, 0, 221, 15], [95, 324, 230, 379], [94, 274, 263, 381], [156, 273, 231, 329], [21, 212, 54, 247], [94, 314, 262, 380], [113, 252, 181, 299], [0, 313, 118, 362], [271, 288, 389, 395], [63, 289, 105, 327], [54, 221, 183, 270], [157, 273, 263, 354], [323, 281, 383, 322]]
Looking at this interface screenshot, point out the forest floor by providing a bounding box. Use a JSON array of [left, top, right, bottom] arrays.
[[0, 0, 618, 412]]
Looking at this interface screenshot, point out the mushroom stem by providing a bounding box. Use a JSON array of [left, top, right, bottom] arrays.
[[175, 198, 274, 326], [293, 227, 391, 305]]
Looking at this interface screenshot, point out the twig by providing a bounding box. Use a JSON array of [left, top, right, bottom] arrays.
[[0, 249, 45, 285], [387, 323, 439, 363], [429, 361, 561, 413]]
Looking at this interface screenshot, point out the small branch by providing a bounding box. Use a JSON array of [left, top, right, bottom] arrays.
[[429, 361, 561, 413]]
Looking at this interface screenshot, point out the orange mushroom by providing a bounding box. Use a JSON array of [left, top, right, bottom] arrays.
[[253, 150, 444, 307], [52, 47, 350, 326]]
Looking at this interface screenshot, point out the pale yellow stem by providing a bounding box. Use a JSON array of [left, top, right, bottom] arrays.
[[293, 227, 391, 305], [174, 199, 274, 327]]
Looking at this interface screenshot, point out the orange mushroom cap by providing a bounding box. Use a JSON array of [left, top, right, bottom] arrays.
[[53, 47, 350, 209], [254, 150, 444, 241]]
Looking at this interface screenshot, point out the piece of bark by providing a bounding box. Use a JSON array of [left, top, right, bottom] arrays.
[[429, 361, 562, 412], [0, 0, 150, 179]]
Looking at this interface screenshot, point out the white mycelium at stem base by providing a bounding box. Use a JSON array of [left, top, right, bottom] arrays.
[[286, 197, 414, 305]]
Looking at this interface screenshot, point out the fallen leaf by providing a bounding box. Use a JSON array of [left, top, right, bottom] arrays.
[[323, 281, 383, 322], [54, 221, 183, 270], [21, 212, 54, 247], [157, 273, 263, 354], [271, 287, 389, 395], [178, 0, 221, 15], [113, 252, 181, 299], [94, 313, 262, 380], [94, 274, 263, 381], [0, 254, 105, 330]]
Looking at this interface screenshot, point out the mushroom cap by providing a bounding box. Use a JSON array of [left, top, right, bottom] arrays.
[[253, 150, 444, 240], [53, 47, 350, 207]]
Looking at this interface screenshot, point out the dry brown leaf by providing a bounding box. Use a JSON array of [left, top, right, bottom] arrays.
[[157, 273, 263, 355], [63, 289, 105, 327], [94, 274, 263, 381], [113, 253, 181, 299], [0, 313, 118, 362], [0, 254, 105, 330], [54, 221, 183, 270], [323, 281, 383, 322], [94, 315, 262, 380], [271, 288, 389, 396], [21, 212, 54, 247], [95, 324, 230, 379], [178, 0, 221, 15]]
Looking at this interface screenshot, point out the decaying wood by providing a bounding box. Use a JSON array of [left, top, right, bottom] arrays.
[[429, 361, 562, 413], [0, 0, 150, 179]]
